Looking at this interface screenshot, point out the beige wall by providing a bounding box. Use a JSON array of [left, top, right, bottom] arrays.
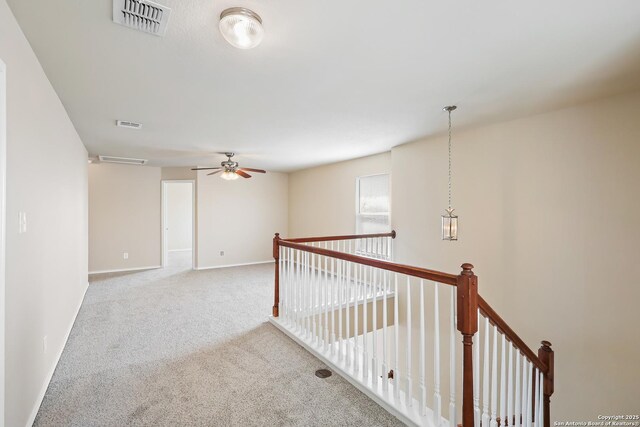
[[1, 1, 89, 425], [161, 166, 196, 181], [166, 182, 192, 251], [88, 163, 161, 273], [288, 152, 391, 238], [288, 91, 640, 419], [391, 90, 640, 419], [196, 170, 288, 269]]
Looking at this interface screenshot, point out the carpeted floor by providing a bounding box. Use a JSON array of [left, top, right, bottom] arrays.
[[34, 252, 403, 426]]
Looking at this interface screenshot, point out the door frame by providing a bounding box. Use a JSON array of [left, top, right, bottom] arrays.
[[0, 58, 7, 427], [161, 180, 195, 269]]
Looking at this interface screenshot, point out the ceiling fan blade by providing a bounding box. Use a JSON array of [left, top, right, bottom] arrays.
[[207, 170, 222, 176], [235, 170, 252, 178], [191, 167, 222, 171], [239, 167, 266, 173]]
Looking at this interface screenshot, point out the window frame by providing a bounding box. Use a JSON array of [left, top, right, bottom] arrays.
[[355, 172, 391, 235]]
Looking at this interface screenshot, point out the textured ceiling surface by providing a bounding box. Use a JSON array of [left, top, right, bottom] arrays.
[[7, 0, 640, 170]]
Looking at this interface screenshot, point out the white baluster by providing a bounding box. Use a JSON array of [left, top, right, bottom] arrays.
[[538, 370, 544, 427], [354, 262, 359, 373], [289, 247, 294, 326], [508, 343, 514, 427], [491, 325, 498, 427], [346, 249, 351, 368], [282, 247, 287, 323], [433, 282, 440, 422], [526, 361, 533, 427], [278, 246, 283, 316], [521, 357, 528, 427], [381, 236, 386, 259], [449, 285, 456, 425], [304, 250, 309, 339], [315, 247, 320, 345], [330, 242, 336, 354], [482, 316, 490, 427], [500, 334, 506, 427], [338, 248, 343, 361], [514, 350, 521, 427], [382, 269, 389, 393], [363, 264, 369, 381], [294, 249, 299, 332], [394, 273, 400, 400], [533, 368, 542, 427], [324, 243, 329, 352], [419, 280, 426, 415], [474, 312, 480, 427], [406, 276, 413, 407], [372, 268, 378, 383], [312, 246, 317, 343]]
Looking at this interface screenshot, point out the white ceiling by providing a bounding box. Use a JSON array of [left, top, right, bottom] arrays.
[[7, 0, 640, 171]]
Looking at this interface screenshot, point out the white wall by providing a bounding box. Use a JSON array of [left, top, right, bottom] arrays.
[[197, 171, 288, 269], [166, 182, 192, 251], [0, 1, 88, 425], [88, 163, 161, 273], [288, 152, 391, 238]]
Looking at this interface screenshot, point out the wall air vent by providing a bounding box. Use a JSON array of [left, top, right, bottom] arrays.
[[113, 0, 171, 37], [116, 120, 143, 129], [98, 156, 148, 166]]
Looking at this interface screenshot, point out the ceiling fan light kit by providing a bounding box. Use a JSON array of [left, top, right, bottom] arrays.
[[192, 152, 266, 180], [219, 7, 264, 49], [221, 170, 240, 180]]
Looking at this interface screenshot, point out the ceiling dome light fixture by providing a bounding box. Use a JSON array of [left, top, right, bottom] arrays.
[[219, 7, 264, 49]]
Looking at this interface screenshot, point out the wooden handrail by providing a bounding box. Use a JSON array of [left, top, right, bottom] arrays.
[[282, 230, 396, 243], [478, 295, 548, 373], [272, 231, 553, 427], [278, 239, 458, 286]]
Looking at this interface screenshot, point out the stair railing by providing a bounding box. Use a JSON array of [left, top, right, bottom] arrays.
[[270, 231, 554, 427]]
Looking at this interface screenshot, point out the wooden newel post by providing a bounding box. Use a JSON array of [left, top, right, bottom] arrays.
[[457, 263, 478, 427], [538, 341, 554, 427], [272, 233, 281, 317]]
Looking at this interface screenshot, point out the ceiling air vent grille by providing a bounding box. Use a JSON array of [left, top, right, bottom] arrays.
[[99, 156, 148, 166], [113, 0, 171, 37], [116, 120, 142, 129]]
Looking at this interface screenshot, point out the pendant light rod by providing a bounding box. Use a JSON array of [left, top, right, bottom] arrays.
[[443, 106, 457, 210]]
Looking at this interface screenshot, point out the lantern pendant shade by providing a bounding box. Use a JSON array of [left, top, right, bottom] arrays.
[[441, 208, 458, 241]]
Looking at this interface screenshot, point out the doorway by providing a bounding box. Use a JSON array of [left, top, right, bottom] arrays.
[[161, 180, 195, 269]]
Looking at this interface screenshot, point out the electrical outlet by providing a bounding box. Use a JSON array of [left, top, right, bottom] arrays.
[[43, 336, 48, 354], [219, 251, 224, 256], [123, 252, 129, 260]]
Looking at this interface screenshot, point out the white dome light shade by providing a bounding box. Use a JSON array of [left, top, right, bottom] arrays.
[[221, 170, 240, 180], [219, 8, 264, 49]]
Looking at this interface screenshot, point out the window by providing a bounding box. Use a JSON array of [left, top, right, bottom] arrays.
[[356, 174, 390, 234]]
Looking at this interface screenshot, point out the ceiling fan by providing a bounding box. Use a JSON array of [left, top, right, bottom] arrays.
[[191, 152, 266, 180]]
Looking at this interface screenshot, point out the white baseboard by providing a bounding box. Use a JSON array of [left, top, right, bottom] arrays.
[[195, 260, 273, 271], [26, 281, 88, 427], [88, 265, 161, 275], [168, 248, 191, 252]]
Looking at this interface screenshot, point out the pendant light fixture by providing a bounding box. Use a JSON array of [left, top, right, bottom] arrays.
[[442, 106, 459, 241], [219, 7, 264, 49]]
